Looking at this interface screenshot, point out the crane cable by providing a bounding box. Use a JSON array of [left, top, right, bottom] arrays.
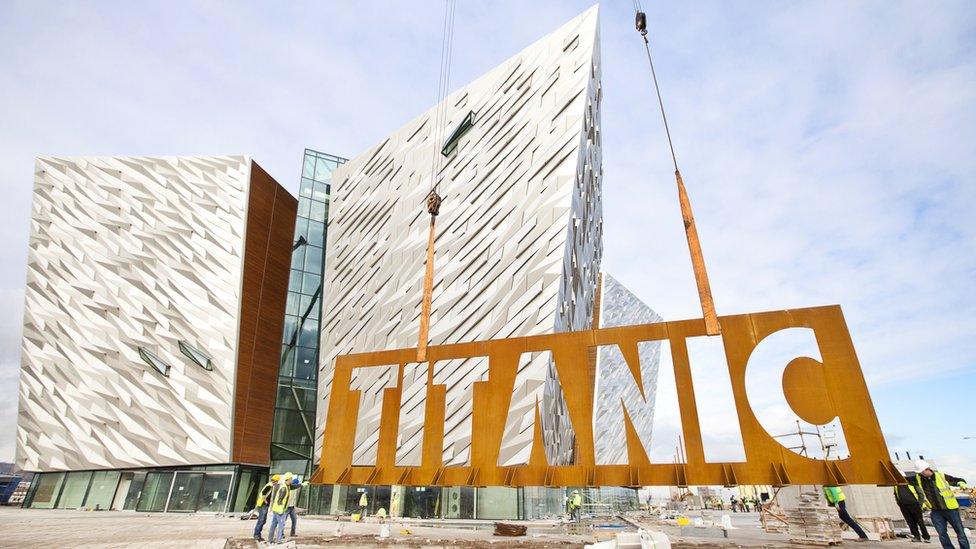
[[418, 0, 457, 361], [633, 3, 722, 335]]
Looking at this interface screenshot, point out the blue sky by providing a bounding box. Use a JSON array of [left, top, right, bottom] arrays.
[[0, 1, 973, 479]]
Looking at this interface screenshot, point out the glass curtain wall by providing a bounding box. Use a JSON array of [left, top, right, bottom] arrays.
[[271, 149, 345, 491]]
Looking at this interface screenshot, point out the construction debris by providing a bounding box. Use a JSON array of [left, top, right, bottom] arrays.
[[494, 522, 528, 536], [784, 492, 842, 546]]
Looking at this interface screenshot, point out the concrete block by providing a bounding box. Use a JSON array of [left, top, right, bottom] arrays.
[[679, 525, 729, 539]]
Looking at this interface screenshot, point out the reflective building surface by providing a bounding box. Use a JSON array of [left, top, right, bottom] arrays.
[[271, 149, 346, 482]]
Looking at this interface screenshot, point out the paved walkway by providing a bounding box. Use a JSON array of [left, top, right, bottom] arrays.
[[0, 507, 946, 548], [0, 508, 589, 548]]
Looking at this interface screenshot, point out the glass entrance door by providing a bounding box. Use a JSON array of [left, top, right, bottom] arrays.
[[136, 472, 173, 512], [197, 473, 232, 513], [167, 472, 203, 512]]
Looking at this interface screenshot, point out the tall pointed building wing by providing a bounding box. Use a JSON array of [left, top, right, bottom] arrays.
[[319, 6, 603, 467]]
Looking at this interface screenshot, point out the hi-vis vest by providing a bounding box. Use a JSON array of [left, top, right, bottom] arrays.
[[570, 494, 582, 509], [255, 481, 274, 507], [360, 492, 368, 507], [271, 484, 290, 514], [916, 472, 960, 510], [823, 486, 845, 504]]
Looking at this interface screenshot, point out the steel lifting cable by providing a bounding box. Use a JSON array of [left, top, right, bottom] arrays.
[[418, 0, 457, 360], [632, 5, 722, 335], [634, 0, 678, 172], [428, 0, 457, 201]]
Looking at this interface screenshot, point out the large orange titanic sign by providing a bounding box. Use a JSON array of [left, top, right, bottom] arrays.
[[312, 305, 899, 487]]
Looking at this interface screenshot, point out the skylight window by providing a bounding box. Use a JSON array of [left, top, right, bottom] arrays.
[[441, 111, 475, 157], [179, 341, 214, 371], [138, 348, 171, 377]]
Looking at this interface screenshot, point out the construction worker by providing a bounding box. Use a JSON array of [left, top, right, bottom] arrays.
[[268, 476, 291, 544], [285, 477, 306, 537], [823, 486, 869, 542], [569, 489, 582, 522], [359, 490, 369, 518], [252, 474, 279, 542], [730, 494, 738, 512], [894, 471, 931, 543], [913, 460, 969, 549]]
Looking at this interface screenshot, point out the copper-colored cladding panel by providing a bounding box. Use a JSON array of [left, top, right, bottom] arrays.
[[232, 161, 297, 465], [312, 305, 898, 487]]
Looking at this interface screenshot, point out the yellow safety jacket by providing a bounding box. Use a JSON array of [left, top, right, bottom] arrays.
[[359, 492, 368, 507], [570, 494, 582, 509], [255, 481, 274, 507], [271, 484, 290, 514], [823, 486, 845, 504], [915, 472, 962, 510]]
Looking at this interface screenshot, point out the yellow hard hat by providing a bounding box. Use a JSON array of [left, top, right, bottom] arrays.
[[284, 472, 294, 481], [271, 474, 281, 482]]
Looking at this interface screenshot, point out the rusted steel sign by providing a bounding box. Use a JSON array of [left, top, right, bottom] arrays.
[[312, 305, 899, 487]]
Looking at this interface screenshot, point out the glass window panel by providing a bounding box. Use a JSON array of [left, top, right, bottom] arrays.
[[136, 472, 173, 512], [313, 180, 330, 201], [138, 348, 171, 376], [84, 470, 120, 510], [200, 465, 235, 472], [277, 386, 315, 412], [197, 474, 232, 513], [282, 315, 298, 343], [271, 444, 312, 462], [294, 347, 317, 381], [167, 472, 203, 512], [304, 245, 322, 273], [298, 294, 312, 317], [297, 197, 311, 218], [405, 486, 439, 519], [314, 158, 334, 182], [286, 291, 301, 316], [28, 472, 65, 509], [276, 385, 299, 410], [299, 319, 319, 349], [304, 387, 318, 409], [231, 470, 263, 514], [301, 273, 320, 296], [288, 376, 316, 390], [309, 199, 327, 223], [299, 177, 314, 198], [290, 247, 306, 272], [302, 156, 315, 179], [293, 217, 309, 240], [178, 341, 213, 371], [288, 270, 303, 292], [279, 345, 297, 378], [476, 487, 519, 519], [56, 471, 92, 509], [123, 472, 147, 510], [272, 410, 314, 447], [307, 220, 325, 248]]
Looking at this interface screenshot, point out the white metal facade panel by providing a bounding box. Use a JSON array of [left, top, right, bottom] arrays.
[[593, 273, 663, 465], [16, 156, 250, 471], [318, 7, 603, 467]]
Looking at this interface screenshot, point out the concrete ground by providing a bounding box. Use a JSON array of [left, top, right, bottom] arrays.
[[0, 507, 956, 549]]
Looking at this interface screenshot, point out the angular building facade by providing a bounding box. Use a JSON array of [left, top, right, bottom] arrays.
[[309, 7, 604, 518], [593, 273, 663, 465], [17, 156, 296, 512], [318, 3, 602, 472]]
